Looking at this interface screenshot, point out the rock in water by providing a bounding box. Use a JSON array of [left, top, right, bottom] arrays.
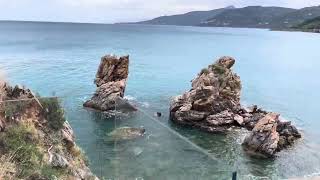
[[108, 127, 146, 141], [170, 56, 241, 133], [169, 56, 301, 157], [242, 113, 280, 157], [132, 147, 144, 156], [83, 55, 137, 112]]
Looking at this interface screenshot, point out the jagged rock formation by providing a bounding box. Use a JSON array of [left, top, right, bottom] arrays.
[[169, 56, 301, 157], [170, 56, 241, 132], [84, 55, 136, 112], [0, 83, 99, 179], [242, 113, 281, 157], [242, 113, 301, 157]]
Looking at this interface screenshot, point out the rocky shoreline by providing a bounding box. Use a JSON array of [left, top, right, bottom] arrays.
[[0, 83, 98, 179], [170, 56, 301, 157]]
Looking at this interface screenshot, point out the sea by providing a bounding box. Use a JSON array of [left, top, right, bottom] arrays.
[[1, 21, 320, 179]]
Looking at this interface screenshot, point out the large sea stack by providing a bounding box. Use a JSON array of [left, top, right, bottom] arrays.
[[84, 55, 136, 112], [169, 56, 301, 157], [0, 82, 98, 179]]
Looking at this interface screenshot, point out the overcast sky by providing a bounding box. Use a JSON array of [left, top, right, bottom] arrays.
[[0, 0, 319, 23]]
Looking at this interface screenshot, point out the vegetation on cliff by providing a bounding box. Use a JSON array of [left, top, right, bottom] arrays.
[[137, 5, 320, 31], [0, 83, 98, 180], [292, 16, 320, 32]]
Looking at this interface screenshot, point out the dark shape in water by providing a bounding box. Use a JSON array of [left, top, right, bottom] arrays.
[[155, 112, 162, 117]]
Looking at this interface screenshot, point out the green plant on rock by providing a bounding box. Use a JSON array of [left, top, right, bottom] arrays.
[[0, 124, 42, 178], [40, 98, 66, 131], [40, 165, 67, 180], [212, 64, 226, 75], [3, 100, 32, 120], [200, 68, 209, 75], [71, 146, 89, 166]]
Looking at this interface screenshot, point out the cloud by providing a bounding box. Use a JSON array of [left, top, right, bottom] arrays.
[[0, 0, 319, 23]]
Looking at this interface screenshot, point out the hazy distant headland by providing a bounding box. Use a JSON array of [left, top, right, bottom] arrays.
[[132, 5, 320, 32]]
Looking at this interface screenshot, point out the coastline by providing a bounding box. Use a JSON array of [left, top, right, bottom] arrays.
[[1, 20, 318, 34]]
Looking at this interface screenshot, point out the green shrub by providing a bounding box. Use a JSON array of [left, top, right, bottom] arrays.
[[40, 98, 66, 131], [200, 68, 209, 75], [3, 100, 32, 120], [212, 64, 226, 74], [40, 165, 66, 179], [0, 124, 42, 178], [71, 146, 89, 166]]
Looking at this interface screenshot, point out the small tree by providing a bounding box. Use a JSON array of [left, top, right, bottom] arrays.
[[40, 98, 66, 131]]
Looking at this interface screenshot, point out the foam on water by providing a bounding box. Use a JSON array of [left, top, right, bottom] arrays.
[[124, 95, 137, 101]]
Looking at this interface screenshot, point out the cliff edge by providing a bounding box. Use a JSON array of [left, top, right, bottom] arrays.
[[0, 83, 98, 180]]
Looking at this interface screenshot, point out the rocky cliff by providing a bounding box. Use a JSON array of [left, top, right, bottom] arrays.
[[170, 56, 301, 157], [84, 55, 136, 112], [0, 83, 98, 179]]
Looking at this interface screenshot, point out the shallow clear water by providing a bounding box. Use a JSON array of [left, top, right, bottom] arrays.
[[1, 21, 320, 179]]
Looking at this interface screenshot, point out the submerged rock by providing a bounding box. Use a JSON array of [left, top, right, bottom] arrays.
[[169, 56, 301, 157], [132, 147, 144, 156], [108, 127, 146, 141], [84, 55, 137, 112]]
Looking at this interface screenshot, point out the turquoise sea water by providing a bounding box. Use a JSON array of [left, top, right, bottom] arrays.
[[1, 21, 320, 179]]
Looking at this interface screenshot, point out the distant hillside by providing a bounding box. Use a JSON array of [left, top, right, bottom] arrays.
[[201, 6, 295, 28], [270, 5, 320, 28], [137, 6, 235, 26], [135, 5, 320, 30], [293, 16, 320, 31]]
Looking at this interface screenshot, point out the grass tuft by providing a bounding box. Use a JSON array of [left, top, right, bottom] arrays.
[[0, 124, 42, 178]]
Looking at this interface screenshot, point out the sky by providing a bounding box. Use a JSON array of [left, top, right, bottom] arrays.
[[0, 0, 319, 23]]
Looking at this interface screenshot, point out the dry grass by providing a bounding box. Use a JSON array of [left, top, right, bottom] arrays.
[[0, 154, 17, 179], [0, 68, 6, 85], [0, 69, 6, 100]]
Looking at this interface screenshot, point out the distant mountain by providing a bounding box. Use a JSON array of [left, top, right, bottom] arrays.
[[201, 6, 296, 28], [270, 6, 320, 28], [137, 6, 235, 26], [293, 16, 320, 32], [135, 5, 320, 30]]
